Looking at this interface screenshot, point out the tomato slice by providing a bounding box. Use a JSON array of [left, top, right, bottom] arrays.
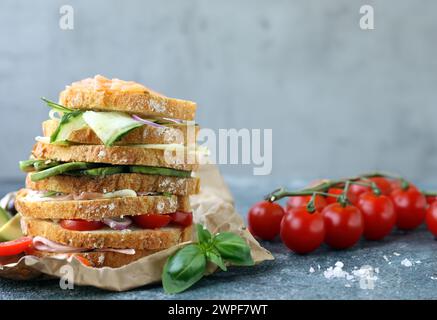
[[0, 237, 33, 256], [73, 255, 93, 267], [60, 219, 105, 231], [132, 214, 171, 229], [170, 211, 193, 227]]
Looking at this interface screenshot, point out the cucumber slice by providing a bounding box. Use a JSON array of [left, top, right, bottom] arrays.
[[129, 166, 191, 178], [0, 207, 11, 228], [30, 162, 97, 182], [68, 166, 127, 176], [82, 111, 143, 146], [50, 110, 86, 145]]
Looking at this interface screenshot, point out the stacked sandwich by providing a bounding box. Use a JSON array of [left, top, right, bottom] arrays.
[[16, 75, 202, 268]]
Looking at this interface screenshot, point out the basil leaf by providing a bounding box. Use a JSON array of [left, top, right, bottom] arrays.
[[206, 250, 227, 271], [196, 224, 212, 243], [162, 244, 206, 294], [213, 232, 254, 266]]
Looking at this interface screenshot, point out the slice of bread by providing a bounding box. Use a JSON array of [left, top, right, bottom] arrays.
[[22, 217, 193, 250], [59, 75, 196, 120], [27, 248, 159, 268], [26, 173, 200, 196], [42, 119, 199, 146], [16, 189, 191, 220], [32, 142, 199, 171]]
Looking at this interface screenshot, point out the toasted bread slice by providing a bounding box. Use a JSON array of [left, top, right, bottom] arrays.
[[27, 248, 159, 268], [26, 173, 200, 196], [16, 189, 191, 220], [22, 218, 193, 250], [32, 142, 199, 171], [42, 119, 199, 146], [59, 75, 196, 120]]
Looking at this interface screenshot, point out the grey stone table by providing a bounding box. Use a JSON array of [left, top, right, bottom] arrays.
[[1, 179, 437, 300]]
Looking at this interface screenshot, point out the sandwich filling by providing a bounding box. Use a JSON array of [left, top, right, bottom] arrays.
[[19, 160, 192, 182]]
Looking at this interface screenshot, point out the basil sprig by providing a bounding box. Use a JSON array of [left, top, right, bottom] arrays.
[[162, 224, 254, 294]]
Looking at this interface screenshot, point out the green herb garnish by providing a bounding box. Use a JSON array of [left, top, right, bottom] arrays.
[[162, 224, 254, 294]]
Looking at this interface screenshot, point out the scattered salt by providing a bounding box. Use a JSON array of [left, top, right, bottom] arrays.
[[401, 259, 413, 267]]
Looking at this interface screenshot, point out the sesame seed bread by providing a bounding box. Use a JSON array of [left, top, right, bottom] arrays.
[[42, 119, 199, 146], [26, 173, 200, 196], [22, 217, 193, 250], [15, 189, 191, 220], [59, 75, 196, 120], [32, 142, 199, 171]]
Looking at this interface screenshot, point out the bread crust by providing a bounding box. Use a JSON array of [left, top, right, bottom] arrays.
[[59, 76, 196, 120], [42, 119, 199, 146], [16, 189, 191, 220], [32, 142, 199, 171], [23, 218, 193, 251], [26, 173, 200, 196]]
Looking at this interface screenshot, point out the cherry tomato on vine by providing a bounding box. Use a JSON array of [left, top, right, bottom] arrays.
[[390, 186, 426, 230], [426, 201, 437, 237], [368, 177, 392, 195], [426, 196, 437, 207], [280, 207, 325, 254], [286, 195, 327, 212], [349, 183, 371, 204], [357, 191, 396, 240], [321, 203, 364, 249], [325, 187, 357, 205], [248, 201, 285, 240]]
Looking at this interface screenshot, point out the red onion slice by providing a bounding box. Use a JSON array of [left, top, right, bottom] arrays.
[[102, 217, 133, 230], [132, 115, 165, 128], [33, 236, 87, 253]]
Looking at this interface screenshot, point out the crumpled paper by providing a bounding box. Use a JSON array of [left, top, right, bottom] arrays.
[[0, 164, 273, 291]]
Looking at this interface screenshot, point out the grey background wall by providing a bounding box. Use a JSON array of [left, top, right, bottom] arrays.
[[1, 0, 436, 185]]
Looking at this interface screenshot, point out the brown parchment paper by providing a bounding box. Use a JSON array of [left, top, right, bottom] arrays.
[[0, 164, 273, 291]]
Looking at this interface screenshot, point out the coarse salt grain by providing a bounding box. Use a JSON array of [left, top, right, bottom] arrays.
[[401, 259, 413, 267]]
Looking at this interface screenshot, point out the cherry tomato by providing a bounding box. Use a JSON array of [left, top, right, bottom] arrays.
[[248, 201, 285, 240], [426, 196, 437, 207], [0, 237, 33, 256], [286, 195, 327, 212], [390, 187, 426, 230], [322, 203, 364, 249], [326, 188, 357, 205], [60, 219, 105, 231], [132, 214, 171, 229], [280, 207, 325, 254], [426, 202, 437, 237], [170, 211, 193, 227], [349, 183, 371, 205], [357, 192, 396, 240], [368, 177, 392, 195]]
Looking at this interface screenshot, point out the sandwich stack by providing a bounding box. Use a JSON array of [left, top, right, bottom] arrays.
[[16, 75, 202, 268]]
